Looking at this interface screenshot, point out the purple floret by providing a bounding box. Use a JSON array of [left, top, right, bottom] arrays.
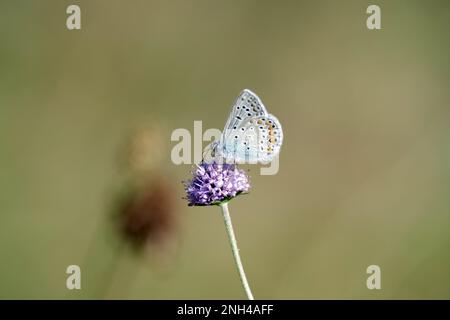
[[184, 162, 250, 206]]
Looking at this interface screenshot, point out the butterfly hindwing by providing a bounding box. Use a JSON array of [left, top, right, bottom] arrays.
[[219, 114, 283, 163], [256, 114, 283, 163]]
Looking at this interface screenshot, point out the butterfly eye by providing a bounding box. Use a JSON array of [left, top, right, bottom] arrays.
[[233, 126, 237, 129], [247, 113, 251, 116], [234, 135, 238, 139]]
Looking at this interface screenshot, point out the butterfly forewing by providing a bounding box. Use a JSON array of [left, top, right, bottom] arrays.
[[223, 89, 268, 134]]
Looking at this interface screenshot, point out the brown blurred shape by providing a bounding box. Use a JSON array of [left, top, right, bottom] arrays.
[[120, 177, 177, 252]]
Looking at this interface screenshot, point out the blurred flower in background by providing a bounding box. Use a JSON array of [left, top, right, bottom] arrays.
[[116, 125, 179, 258], [74, 124, 181, 299], [120, 178, 177, 253]]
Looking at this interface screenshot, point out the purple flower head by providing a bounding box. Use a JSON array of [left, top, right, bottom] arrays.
[[184, 162, 250, 206]]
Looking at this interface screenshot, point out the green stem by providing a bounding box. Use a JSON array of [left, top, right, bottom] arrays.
[[219, 202, 254, 300]]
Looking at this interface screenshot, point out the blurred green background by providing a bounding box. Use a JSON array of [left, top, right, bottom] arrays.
[[1, 0, 449, 299]]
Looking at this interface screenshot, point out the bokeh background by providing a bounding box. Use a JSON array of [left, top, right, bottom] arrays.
[[0, 0, 449, 299]]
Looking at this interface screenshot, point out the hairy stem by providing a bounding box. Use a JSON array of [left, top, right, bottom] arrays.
[[219, 202, 254, 300]]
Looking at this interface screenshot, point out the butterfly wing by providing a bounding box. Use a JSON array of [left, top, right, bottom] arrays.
[[223, 89, 268, 133], [254, 114, 283, 163], [218, 114, 283, 163], [215, 89, 283, 164]]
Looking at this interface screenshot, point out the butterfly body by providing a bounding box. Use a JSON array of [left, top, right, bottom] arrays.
[[213, 89, 283, 164]]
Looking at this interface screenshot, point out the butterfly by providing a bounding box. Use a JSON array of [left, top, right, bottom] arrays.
[[210, 89, 283, 164]]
